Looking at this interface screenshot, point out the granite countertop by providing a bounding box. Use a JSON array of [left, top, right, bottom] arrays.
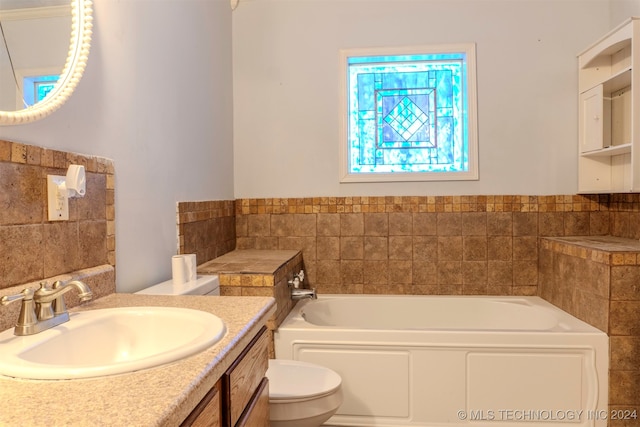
[[0, 293, 276, 427]]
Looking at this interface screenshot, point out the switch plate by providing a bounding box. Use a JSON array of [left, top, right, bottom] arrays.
[[47, 175, 69, 221]]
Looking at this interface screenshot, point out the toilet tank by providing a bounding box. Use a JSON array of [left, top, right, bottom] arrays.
[[135, 275, 220, 296]]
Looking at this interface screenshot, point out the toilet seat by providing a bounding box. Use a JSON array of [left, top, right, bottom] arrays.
[[267, 359, 342, 401], [267, 359, 343, 427]]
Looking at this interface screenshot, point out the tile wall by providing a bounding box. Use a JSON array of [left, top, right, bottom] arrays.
[[539, 237, 640, 423], [234, 195, 612, 295], [177, 200, 236, 265], [197, 249, 304, 357], [0, 139, 116, 331]]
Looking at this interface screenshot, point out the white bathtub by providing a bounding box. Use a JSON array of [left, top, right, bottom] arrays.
[[274, 295, 609, 427]]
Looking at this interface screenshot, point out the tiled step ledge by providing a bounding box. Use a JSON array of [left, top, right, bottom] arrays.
[[541, 236, 640, 265]]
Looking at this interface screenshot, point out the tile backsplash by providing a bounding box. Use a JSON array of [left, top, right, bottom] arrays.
[[0, 139, 115, 288], [234, 195, 620, 295], [0, 140, 115, 330]]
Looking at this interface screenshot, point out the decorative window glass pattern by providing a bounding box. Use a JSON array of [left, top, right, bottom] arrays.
[[22, 75, 59, 107], [339, 44, 478, 182]]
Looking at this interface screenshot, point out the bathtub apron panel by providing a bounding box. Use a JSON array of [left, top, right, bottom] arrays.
[[274, 295, 609, 427]]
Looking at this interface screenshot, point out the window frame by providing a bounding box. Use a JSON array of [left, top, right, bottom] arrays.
[[339, 43, 479, 183]]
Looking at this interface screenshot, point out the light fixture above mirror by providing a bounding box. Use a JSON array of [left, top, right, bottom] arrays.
[[0, 0, 92, 125]]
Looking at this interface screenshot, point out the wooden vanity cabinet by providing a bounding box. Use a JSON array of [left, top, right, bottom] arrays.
[[181, 326, 270, 427], [223, 326, 270, 427], [235, 377, 270, 427], [181, 381, 222, 427]]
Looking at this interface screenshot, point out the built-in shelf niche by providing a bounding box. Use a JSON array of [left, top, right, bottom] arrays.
[[578, 17, 638, 193]]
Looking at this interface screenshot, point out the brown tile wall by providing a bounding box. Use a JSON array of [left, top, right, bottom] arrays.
[[216, 252, 304, 358], [609, 262, 640, 422], [177, 200, 236, 264], [538, 239, 611, 330], [234, 195, 611, 295], [539, 237, 640, 422], [609, 194, 640, 239], [0, 139, 116, 331]]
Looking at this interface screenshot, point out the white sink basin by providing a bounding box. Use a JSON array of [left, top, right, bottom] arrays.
[[0, 306, 226, 380]]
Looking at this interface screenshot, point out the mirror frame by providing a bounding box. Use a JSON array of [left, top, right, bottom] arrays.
[[0, 0, 93, 125]]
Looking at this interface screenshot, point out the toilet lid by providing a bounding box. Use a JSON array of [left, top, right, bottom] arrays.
[[266, 359, 342, 400]]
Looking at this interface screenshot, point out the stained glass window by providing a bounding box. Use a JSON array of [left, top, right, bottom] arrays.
[[340, 44, 478, 182], [22, 74, 59, 107]]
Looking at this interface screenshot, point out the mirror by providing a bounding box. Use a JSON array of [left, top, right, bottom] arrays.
[[0, 0, 92, 125]]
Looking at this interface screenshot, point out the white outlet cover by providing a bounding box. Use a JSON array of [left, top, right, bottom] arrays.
[[47, 175, 69, 221]]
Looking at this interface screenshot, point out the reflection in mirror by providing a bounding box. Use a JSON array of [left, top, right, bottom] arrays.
[[0, 0, 70, 111], [0, 0, 92, 125]]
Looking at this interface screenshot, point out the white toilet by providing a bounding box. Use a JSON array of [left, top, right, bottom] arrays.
[[266, 359, 343, 427], [135, 275, 220, 296], [136, 275, 342, 426]]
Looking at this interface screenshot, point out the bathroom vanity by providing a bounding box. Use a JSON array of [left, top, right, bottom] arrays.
[[184, 326, 271, 427], [0, 293, 275, 426]]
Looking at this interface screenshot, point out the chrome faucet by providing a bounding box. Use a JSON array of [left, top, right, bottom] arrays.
[[0, 280, 92, 336], [288, 270, 317, 300], [291, 288, 317, 300]]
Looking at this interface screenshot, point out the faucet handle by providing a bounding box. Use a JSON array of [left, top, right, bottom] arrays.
[[51, 281, 68, 316], [1, 288, 38, 332], [0, 288, 33, 306], [288, 277, 301, 289], [288, 270, 306, 289], [35, 282, 55, 320], [52, 280, 73, 316]]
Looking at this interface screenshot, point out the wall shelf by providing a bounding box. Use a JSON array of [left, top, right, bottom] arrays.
[[602, 67, 631, 93], [581, 143, 632, 158], [578, 17, 639, 194]]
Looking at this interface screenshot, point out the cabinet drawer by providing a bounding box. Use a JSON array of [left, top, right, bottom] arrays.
[[225, 327, 269, 427], [235, 378, 269, 427], [181, 380, 221, 427]]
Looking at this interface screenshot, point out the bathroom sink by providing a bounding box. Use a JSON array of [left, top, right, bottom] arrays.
[[0, 306, 226, 380]]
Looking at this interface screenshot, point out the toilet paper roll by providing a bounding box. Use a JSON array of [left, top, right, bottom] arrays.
[[172, 255, 188, 285], [172, 254, 197, 284], [184, 254, 197, 281]]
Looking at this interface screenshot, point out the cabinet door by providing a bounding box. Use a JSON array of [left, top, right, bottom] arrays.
[[224, 327, 269, 427], [235, 378, 270, 427], [579, 85, 606, 153], [181, 381, 222, 427]]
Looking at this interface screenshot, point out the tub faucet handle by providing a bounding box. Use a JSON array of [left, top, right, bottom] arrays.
[[288, 270, 305, 289], [288, 277, 301, 288]]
